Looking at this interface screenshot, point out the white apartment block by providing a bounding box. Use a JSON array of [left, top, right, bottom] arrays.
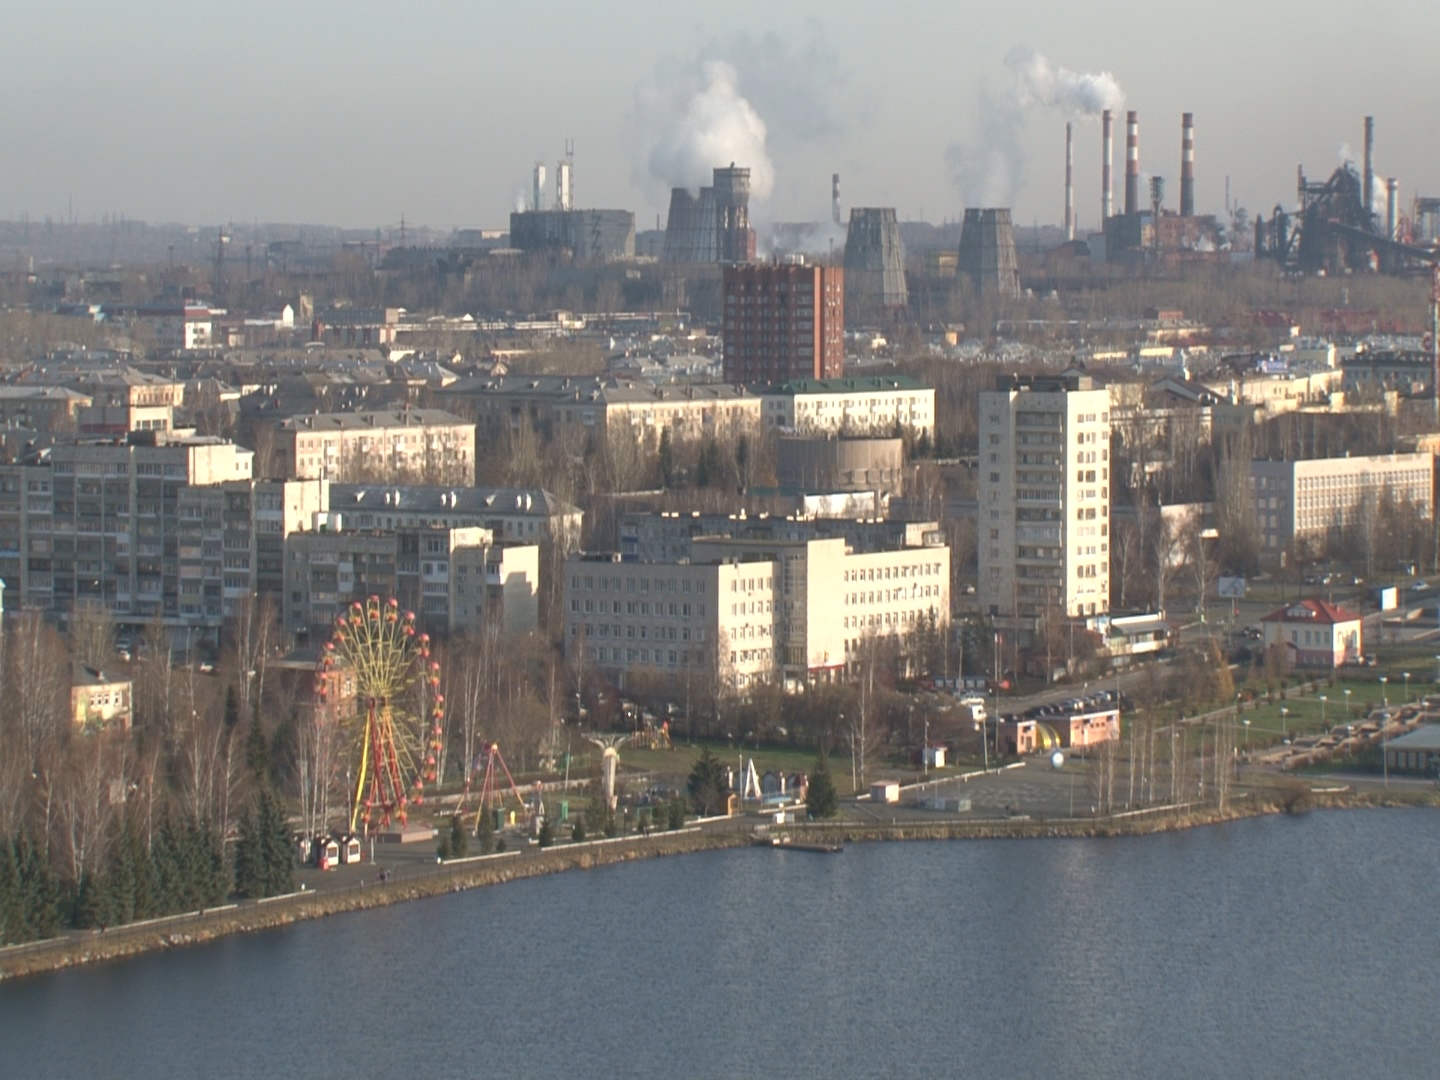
[[979, 373, 1112, 625], [275, 408, 475, 485], [563, 555, 778, 692], [1249, 453, 1434, 556], [686, 533, 949, 687], [760, 375, 935, 439]]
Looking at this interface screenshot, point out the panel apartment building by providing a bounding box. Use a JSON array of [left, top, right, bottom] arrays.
[[722, 263, 844, 385], [274, 408, 475, 484], [0, 434, 260, 638], [284, 524, 538, 643], [564, 552, 779, 693], [1249, 452, 1434, 556], [978, 372, 1112, 626], [567, 523, 948, 693], [758, 375, 935, 439]]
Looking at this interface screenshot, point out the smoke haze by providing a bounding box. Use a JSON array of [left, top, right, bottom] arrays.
[[947, 48, 1127, 208]]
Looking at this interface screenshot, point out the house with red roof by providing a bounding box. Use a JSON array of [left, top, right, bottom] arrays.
[[1260, 599, 1362, 669]]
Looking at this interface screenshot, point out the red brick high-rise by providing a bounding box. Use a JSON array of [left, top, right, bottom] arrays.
[[722, 263, 844, 385]]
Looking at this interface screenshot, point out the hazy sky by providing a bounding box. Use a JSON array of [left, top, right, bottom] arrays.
[[1, 1, 1434, 232]]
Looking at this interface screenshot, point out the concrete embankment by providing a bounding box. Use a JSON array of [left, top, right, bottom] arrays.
[[5, 786, 1435, 981], [0, 828, 747, 982]]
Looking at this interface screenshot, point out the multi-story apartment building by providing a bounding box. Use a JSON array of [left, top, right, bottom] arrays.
[[327, 484, 582, 550], [0, 387, 92, 431], [563, 552, 779, 693], [759, 375, 935, 439], [283, 524, 538, 643], [274, 408, 475, 484], [0, 434, 255, 637], [1249, 452, 1434, 556], [619, 511, 939, 565], [438, 375, 761, 449], [176, 479, 327, 622], [722, 263, 845, 385], [689, 534, 949, 686], [978, 372, 1112, 626]]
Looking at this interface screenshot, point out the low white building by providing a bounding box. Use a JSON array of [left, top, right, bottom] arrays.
[[1260, 599, 1362, 669], [760, 375, 935, 438]]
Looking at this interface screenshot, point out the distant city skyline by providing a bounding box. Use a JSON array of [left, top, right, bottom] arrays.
[[1, 1, 1433, 233]]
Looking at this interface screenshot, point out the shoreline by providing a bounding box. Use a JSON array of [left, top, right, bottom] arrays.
[[3, 786, 1435, 982]]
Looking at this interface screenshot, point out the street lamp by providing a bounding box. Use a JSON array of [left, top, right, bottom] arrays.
[[1320, 694, 1328, 729], [1404, 671, 1411, 703], [1281, 705, 1290, 739], [1380, 675, 1389, 709], [1243, 717, 1251, 747], [1343, 687, 1352, 717]]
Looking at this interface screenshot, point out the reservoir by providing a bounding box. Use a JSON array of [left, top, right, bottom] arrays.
[[2, 808, 1437, 1079]]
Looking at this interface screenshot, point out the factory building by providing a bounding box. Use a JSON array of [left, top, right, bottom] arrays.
[[507, 209, 635, 262], [722, 263, 844, 385], [663, 166, 757, 265], [843, 208, 908, 325], [978, 372, 1112, 627], [956, 209, 1021, 298]]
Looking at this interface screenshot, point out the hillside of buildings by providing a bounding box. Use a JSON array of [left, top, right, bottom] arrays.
[[2, 219, 1440, 944]]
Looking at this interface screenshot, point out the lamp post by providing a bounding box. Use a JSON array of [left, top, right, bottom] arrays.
[[1344, 687, 1352, 717], [1380, 675, 1388, 709], [1281, 705, 1289, 740], [1320, 693, 1328, 730], [1404, 671, 1411, 703], [1243, 717, 1251, 748]]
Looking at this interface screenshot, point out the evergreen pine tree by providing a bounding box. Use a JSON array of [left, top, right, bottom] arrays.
[[477, 808, 496, 855], [17, 834, 62, 940], [0, 836, 20, 944], [448, 815, 468, 859], [667, 796, 686, 830], [537, 816, 555, 848], [806, 746, 839, 820], [244, 711, 269, 787], [258, 791, 294, 897], [687, 746, 727, 816], [571, 819, 586, 843], [234, 808, 262, 899]]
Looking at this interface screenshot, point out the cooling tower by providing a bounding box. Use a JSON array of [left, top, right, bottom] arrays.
[[662, 186, 718, 264], [956, 209, 1021, 299], [843, 208, 908, 326], [714, 165, 756, 264]]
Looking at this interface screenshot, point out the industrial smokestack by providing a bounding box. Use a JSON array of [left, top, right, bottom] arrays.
[[1064, 122, 1074, 241], [1180, 112, 1195, 217], [832, 173, 842, 226], [1363, 116, 1375, 227], [1102, 109, 1114, 221], [1387, 178, 1400, 240], [1125, 110, 1139, 216], [532, 162, 547, 213]]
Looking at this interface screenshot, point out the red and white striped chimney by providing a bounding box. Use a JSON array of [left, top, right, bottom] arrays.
[[1125, 110, 1139, 215], [1064, 122, 1074, 240], [1102, 110, 1113, 221], [1180, 112, 1195, 217]]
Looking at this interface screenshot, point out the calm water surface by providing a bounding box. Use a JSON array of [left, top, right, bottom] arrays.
[[2, 809, 1437, 1079]]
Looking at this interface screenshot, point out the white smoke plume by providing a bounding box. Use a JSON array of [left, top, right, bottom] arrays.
[[645, 61, 775, 200], [947, 48, 1126, 208], [1007, 47, 1125, 117]]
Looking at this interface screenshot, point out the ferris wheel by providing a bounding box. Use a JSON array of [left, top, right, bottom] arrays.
[[318, 596, 444, 833]]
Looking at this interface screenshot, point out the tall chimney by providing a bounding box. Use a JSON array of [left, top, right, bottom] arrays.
[[1180, 112, 1195, 217], [1125, 110, 1140, 215], [1064, 122, 1075, 241], [832, 173, 842, 226], [1102, 110, 1114, 221], [1387, 178, 1400, 240], [1363, 116, 1375, 226]]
